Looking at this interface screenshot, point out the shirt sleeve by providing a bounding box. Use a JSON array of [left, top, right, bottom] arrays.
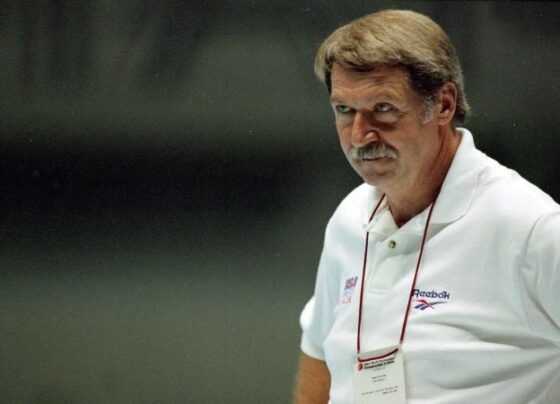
[[520, 210, 560, 345], [300, 220, 339, 360]]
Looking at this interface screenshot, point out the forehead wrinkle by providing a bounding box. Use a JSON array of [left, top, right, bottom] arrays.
[[330, 68, 416, 110], [330, 83, 404, 107], [330, 64, 412, 98], [331, 63, 410, 84]]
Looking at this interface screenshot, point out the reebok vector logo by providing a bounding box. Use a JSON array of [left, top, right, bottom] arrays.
[[412, 289, 450, 311]]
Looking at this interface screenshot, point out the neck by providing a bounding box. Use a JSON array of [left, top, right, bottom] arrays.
[[387, 127, 460, 227]]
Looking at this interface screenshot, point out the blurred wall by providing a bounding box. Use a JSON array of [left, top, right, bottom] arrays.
[[1, 1, 560, 402]]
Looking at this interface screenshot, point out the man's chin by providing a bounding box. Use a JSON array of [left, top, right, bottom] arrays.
[[357, 172, 386, 186], [354, 166, 395, 188]]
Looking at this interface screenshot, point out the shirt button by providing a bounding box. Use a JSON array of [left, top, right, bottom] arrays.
[[388, 240, 397, 249]]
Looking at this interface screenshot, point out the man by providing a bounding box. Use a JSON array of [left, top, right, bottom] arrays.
[[294, 9, 560, 404]]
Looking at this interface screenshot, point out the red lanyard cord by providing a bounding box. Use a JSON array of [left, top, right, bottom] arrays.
[[356, 194, 386, 355], [398, 193, 439, 344], [356, 192, 440, 359]]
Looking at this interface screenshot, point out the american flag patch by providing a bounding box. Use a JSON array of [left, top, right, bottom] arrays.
[[340, 276, 359, 304], [345, 276, 358, 291]]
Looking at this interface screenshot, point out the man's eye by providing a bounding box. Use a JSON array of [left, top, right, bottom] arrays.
[[375, 103, 393, 113], [335, 105, 352, 113]]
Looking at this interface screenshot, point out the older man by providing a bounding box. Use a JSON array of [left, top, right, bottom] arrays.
[[295, 9, 560, 404]]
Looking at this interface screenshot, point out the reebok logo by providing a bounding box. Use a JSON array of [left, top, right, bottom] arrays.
[[412, 288, 450, 311]]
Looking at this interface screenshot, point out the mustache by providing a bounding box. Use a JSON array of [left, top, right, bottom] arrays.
[[348, 143, 398, 160]]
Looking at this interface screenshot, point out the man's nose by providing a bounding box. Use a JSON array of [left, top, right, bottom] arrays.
[[351, 111, 379, 147]]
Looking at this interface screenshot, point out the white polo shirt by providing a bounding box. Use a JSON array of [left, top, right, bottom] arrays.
[[300, 129, 560, 403]]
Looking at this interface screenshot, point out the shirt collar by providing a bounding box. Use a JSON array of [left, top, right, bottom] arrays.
[[430, 128, 481, 224], [363, 128, 482, 230]]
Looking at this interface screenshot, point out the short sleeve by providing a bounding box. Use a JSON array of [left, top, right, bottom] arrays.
[[299, 221, 339, 360], [520, 211, 560, 345]]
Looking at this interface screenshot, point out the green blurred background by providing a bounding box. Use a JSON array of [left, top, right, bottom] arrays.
[[1, 1, 559, 402]]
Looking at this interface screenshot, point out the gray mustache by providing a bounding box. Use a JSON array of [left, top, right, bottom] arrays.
[[349, 143, 398, 160]]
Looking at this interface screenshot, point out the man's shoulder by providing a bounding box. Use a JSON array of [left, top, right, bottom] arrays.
[[475, 153, 560, 223], [481, 155, 557, 205]]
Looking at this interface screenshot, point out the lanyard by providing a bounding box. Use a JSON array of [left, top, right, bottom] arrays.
[[356, 192, 439, 361]]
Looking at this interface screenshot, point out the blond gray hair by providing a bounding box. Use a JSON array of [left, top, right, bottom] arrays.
[[315, 9, 470, 124]]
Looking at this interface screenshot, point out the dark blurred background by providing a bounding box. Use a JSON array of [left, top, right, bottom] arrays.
[[1, 1, 559, 402]]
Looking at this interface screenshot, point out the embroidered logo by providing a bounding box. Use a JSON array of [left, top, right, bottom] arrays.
[[414, 299, 447, 310], [340, 276, 358, 304], [412, 289, 450, 311]]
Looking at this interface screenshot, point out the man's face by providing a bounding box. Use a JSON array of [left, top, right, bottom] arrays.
[[329, 64, 442, 192]]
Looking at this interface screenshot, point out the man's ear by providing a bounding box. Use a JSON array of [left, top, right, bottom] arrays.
[[436, 82, 458, 126]]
